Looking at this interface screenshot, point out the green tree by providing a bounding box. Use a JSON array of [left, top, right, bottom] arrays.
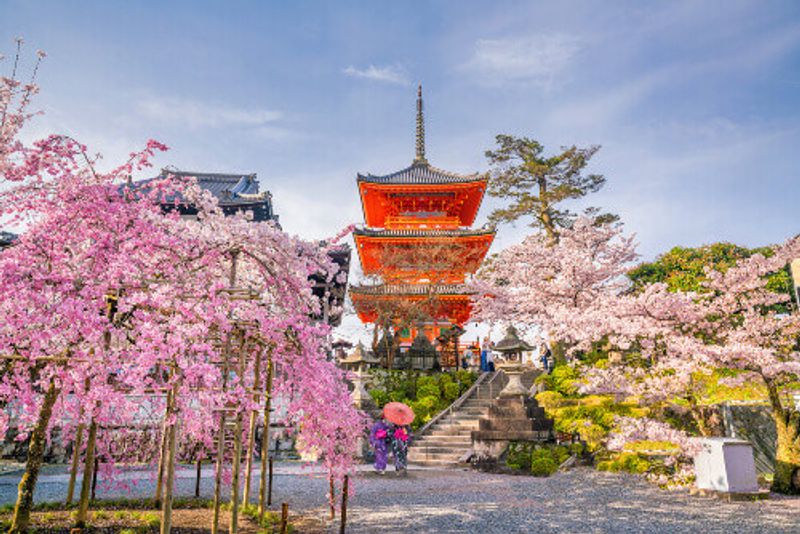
[[485, 135, 615, 241], [628, 242, 792, 309]]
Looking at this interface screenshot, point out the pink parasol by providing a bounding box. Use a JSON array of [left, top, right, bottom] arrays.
[[383, 402, 415, 426]]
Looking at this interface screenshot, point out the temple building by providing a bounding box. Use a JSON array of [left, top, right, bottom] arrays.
[[133, 168, 350, 327], [350, 86, 494, 362]]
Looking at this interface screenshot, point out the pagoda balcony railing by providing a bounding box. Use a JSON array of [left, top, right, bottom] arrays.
[[349, 283, 474, 295], [354, 226, 495, 238], [384, 215, 461, 229]]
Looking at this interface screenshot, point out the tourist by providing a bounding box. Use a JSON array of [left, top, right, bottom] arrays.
[[487, 347, 496, 372], [369, 420, 392, 474], [391, 424, 411, 474], [462, 346, 473, 370], [480, 336, 491, 372]]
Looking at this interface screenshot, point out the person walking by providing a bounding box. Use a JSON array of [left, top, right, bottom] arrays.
[[369, 420, 392, 474], [480, 336, 491, 372], [391, 424, 411, 474]]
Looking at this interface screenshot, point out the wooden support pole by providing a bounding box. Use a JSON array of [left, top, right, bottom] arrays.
[[268, 457, 273, 507], [280, 502, 288, 534], [329, 476, 335, 520], [154, 388, 172, 506], [211, 408, 228, 534], [228, 334, 247, 534], [65, 422, 84, 506], [68, 374, 91, 507], [90, 457, 99, 501], [212, 251, 239, 534], [242, 349, 262, 507], [195, 457, 202, 498], [160, 409, 179, 534], [340, 475, 349, 534], [258, 352, 274, 519], [75, 416, 97, 527]]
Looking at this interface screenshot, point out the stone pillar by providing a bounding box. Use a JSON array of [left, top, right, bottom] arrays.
[[497, 363, 528, 398]]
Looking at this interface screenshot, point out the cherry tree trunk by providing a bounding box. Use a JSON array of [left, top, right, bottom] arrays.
[[75, 416, 98, 527], [773, 411, 800, 494], [65, 421, 84, 505], [154, 388, 173, 506], [9, 380, 59, 534], [160, 410, 179, 534]]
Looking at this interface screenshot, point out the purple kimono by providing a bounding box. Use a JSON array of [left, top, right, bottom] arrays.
[[369, 421, 392, 471]]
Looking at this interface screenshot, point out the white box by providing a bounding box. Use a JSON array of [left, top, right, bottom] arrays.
[[693, 437, 758, 493]]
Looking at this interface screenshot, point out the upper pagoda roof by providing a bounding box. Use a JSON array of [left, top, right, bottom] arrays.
[[357, 162, 483, 186], [357, 85, 485, 187]]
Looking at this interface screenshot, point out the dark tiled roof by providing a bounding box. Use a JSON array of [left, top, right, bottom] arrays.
[[0, 231, 17, 249], [130, 168, 278, 224], [357, 162, 483, 185], [157, 170, 268, 205], [354, 227, 495, 239], [350, 283, 473, 296]]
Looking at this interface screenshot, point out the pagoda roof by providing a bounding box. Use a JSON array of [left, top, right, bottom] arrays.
[[353, 227, 495, 239], [357, 162, 484, 186]]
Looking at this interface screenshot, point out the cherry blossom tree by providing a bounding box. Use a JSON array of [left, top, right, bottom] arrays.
[[0, 44, 366, 532]]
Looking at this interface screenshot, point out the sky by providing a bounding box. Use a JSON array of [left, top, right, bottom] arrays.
[[2, 0, 800, 343]]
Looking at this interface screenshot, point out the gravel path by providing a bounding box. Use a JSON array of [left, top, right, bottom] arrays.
[[1, 463, 799, 533]]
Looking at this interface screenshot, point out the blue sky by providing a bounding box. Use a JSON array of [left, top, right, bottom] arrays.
[[3, 1, 800, 340]]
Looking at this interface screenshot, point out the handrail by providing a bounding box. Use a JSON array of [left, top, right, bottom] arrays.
[[414, 371, 491, 439], [484, 369, 507, 401]]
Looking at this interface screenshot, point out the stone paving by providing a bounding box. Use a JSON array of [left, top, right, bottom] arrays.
[[1, 463, 799, 533]]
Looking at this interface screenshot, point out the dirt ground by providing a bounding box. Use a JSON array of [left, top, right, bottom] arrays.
[[0, 507, 329, 533]]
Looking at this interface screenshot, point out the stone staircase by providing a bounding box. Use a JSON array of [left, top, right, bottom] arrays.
[[408, 372, 507, 467]]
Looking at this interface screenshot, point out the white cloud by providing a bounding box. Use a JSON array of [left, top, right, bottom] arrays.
[[466, 34, 580, 87], [343, 64, 410, 86], [136, 96, 283, 129]]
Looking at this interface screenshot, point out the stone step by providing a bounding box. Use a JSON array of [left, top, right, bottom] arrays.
[[427, 427, 474, 435], [414, 437, 473, 445], [411, 446, 470, 455], [408, 459, 461, 467], [411, 435, 472, 449], [435, 422, 480, 431], [408, 451, 463, 462], [470, 429, 551, 441]]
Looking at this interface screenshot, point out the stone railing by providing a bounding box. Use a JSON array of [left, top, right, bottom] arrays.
[[415, 371, 498, 439]]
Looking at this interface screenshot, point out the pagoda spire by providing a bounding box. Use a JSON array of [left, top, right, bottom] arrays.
[[414, 83, 427, 165]]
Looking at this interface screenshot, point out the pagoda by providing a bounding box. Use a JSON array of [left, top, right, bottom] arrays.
[[350, 86, 494, 354]]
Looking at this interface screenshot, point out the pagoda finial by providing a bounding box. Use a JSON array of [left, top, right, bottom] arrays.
[[414, 83, 427, 165]]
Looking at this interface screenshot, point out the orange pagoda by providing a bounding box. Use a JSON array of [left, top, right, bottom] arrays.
[[350, 86, 494, 353]]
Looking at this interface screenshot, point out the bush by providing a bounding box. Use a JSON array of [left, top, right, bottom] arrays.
[[506, 443, 574, 476], [596, 452, 651, 474], [443, 382, 460, 402], [417, 383, 440, 399], [369, 388, 388, 407], [366, 370, 478, 430], [505, 442, 534, 470], [530, 456, 558, 477]]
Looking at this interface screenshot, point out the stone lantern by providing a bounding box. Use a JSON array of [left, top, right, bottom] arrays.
[[339, 343, 380, 409], [494, 326, 533, 397]]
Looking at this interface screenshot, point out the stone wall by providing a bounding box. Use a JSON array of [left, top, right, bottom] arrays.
[[720, 403, 775, 475]]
